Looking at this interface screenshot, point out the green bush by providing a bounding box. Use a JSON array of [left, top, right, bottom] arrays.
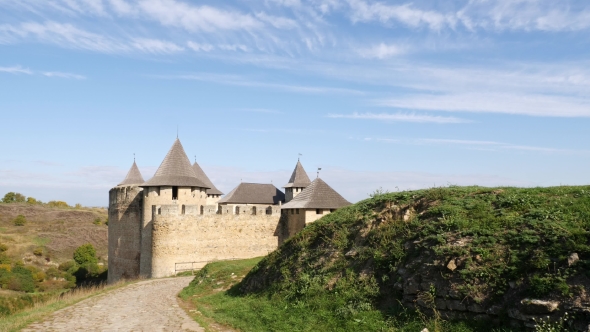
[[47, 201, 69, 208], [8, 266, 35, 292], [26, 197, 37, 204], [33, 247, 43, 256], [93, 218, 102, 225], [73, 244, 98, 266], [0, 243, 7, 252], [13, 215, 26, 226], [58, 260, 76, 272]]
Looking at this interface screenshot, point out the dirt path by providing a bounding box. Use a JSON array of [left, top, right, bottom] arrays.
[[22, 277, 203, 332]]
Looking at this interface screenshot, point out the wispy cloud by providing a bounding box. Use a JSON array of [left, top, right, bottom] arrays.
[[0, 65, 33, 74], [357, 43, 406, 59], [328, 112, 470, 124], [132, 38, 184, 54], [158, 73, 365, 95], [0, 64, 85, 79], [362, 137, 590, 155], [186, 41, 214, 52], [43, 71, 86, 79]]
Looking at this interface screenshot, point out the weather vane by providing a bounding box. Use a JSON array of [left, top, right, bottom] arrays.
[[317, 167, 321, 178], [298, 153, 302, 160]]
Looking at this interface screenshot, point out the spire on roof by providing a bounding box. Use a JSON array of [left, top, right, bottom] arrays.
[[281, 178, 351, 209], [141, 139, 210, 188], [283, 160, 312, 188], [118, 160, 145, 186], [192, 161, 224, 195]]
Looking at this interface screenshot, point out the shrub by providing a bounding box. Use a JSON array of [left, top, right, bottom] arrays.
[[93, 218, 102, 225], [13, 215, 26, 226], [0, 243, 7, 252], [47, 201, 69, 208], [75, 203, 82, 209], [8, 266, 35, 292], [73, 244, 98, 266], [0, 253, 11, 265], [58, 260, 76, 272], [33, 247, 43, 256], [26, 197, 37, 204]]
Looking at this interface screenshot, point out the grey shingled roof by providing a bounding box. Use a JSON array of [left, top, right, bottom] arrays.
[[218, 183, 285, 204], [192, 162, 224, 195], [141, 139, 210, 188], [281, 178, 351, 209], [283, 160, 311, 188], [118, 161, 145, 186]]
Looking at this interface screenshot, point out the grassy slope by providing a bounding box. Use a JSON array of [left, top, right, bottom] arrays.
[[0, 203, 108, 264], [182, 185, 590, 332]]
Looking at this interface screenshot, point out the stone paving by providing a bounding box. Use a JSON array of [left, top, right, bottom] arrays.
[[22, 277, 203, 332]]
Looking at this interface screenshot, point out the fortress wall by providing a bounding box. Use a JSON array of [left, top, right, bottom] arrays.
[[140, 186, 208, 277], [108, 186, 143, 283], [218, 204, 282, 216], [150, 207, 281, 278]]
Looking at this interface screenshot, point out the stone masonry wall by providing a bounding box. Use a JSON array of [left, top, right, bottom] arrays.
[[108, 185, 143, 283], [150, 206, 282, 278]]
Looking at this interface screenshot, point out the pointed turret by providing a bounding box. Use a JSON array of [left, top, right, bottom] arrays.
[[283, 160, 311, 202], [283, 160, 311, 188], [192, 162, 223, 195], [141, 139, 209, 188], [281, 178, 350, 209], [118, 161, 145, 186]]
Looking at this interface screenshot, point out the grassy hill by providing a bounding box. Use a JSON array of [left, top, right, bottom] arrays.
[[182, 185, 590, 331], [0, 203, 108, 266]]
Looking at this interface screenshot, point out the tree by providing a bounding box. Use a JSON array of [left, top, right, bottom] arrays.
[[13, 215, 26, 226], [2, 192, 25, 203], [73, 244, 98, 265], [26, 197, 37, 204]]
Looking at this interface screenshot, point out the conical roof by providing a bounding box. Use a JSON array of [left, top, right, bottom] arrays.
[[118, 161, 145, 186], [192, 162, 223, 195], [141, 139, 210, 188], [281, 178, 351, 209], [218, 183, 285, 204], [283, 160, 311, 188]]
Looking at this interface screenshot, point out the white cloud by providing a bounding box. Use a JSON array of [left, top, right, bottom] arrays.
[[132, 38, 184, 53], [186, 41, 214, 52], [0, 21, 130, 53], [136, 0, 262, 32], [347, 0, 456, 30], [218, 44, 249, 52], [328, 112, 470, 124], [0, 65, 33, 74], [160, 72, 364, 95], [255, 12, 298, 29], [377, 92, 590, 118], [357, 43, 405, 59], [43, 71, 86, 79]]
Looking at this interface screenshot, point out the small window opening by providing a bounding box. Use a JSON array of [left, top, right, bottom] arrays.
[[252, 206, 257, 215], [235, 206, 240, 214], [158, 207, 162, 215], [181, 205, 186, 215], [172, 186, 178, 200], [200, 205, 204, 215], [316, 209, 323, 215], [266, 207, 272, 215], [296, 209, 299, 214]]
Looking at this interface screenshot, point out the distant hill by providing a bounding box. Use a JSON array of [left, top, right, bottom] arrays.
[[238, 186, 590, 330], [0, 203, 108, 266]]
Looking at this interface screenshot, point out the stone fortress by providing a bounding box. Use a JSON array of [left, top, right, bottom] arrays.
[[108, 139, 351, 283]]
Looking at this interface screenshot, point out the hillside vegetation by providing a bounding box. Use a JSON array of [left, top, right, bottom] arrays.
[[183, 185, 590, 331], [0, 194, 109, 320]]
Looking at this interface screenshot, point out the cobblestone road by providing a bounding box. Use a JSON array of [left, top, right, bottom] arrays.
[[23, 277, 203, 332]]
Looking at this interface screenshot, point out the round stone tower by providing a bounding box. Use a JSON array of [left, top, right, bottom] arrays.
[[108, 160, 145, 283], [138, 138, 210, 278]]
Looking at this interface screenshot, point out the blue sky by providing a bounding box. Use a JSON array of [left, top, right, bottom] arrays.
[[1, 0, 589, 206]]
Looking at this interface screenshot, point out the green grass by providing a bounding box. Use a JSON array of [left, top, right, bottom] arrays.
[[32, 237, 50, 247], [181, 185, 590, 332]]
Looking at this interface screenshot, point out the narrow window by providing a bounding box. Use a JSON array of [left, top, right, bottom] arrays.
[[172, 186, 178, 200], [296, 209, 299, 214], [252, 206, 257, 215], [316, 209, 323, 215], [181, 205, 185, 215], [200, 205, 204, 215], [158, 207, 161, 215], [235, 206, 240, 214], [266, 207, 272, 215]]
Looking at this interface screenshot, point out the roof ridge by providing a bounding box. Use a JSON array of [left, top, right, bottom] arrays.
[[192, 161, 223, 195], [281, 177, 350, 209]]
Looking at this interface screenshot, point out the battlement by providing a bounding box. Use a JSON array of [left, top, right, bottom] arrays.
[[109, 185, 144, 206]]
